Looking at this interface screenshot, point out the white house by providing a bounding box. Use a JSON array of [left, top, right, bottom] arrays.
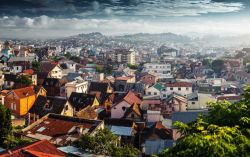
[[164, 82, 193, 97], [65, 78, 88, 98], [48, 65, 63, 79], [142, 63, 172, 79]]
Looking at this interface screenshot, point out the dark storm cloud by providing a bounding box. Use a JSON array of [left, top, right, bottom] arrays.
[[0, 0, 249, 38], [0, 0, 245, 18]]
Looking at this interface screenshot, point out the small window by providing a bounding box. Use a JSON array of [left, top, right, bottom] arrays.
[[178, 87, 181, 91], [131, 113, 135, 118], [148, 92, 151, 95], [192, 102, 196, 105], [186, 87, 189, 91], [154, 92, 157, 95], [122, 106, 126, 111], [170, 87, 173, 90], [163, 94, 166, 97]]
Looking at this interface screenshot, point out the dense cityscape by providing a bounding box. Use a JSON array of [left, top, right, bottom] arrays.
[[0, 0, 250, 157]]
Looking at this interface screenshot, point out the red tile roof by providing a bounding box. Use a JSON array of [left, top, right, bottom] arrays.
[[22, 69, 34, 75], [12, 86, 35, 99], [123, 91, 142, 105], [217, 95, 241, 101], [0, 140, 65, 157], [166, 82, 192, 87]]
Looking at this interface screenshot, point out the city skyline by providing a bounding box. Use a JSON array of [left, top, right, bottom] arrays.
[[1, 0, 250, 39]]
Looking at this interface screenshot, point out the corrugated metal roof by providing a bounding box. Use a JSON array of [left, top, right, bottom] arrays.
[[111, 126, 132, 136]]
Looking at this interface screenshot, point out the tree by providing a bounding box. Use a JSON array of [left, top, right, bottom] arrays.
[[202, 59, 211, 67], [0, 104, 12, 146], [211, 59, 225, 74], [32, 61, 40, 72], [15, 75, 32, 86], [74, 128, 139, 156], [157, 87, 250, 157]]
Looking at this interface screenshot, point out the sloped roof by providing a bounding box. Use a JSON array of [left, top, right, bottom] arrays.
[[29, 95, 67, 117], [88, 82, 110, 93], [68, 92, 97, 111], [153, 83, 165, 91], [76, 106, 97, 120], [123, 91, 142, 105], [0, 140, 65, 157], [40, 61, 59, 73], [11, 86, 35, 99], [123, 103, 142, 118]]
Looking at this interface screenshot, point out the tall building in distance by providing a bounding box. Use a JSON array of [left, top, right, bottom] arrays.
[[110, 49, 136, 65]]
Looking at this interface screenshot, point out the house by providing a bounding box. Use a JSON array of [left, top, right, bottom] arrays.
[[111, 91, 142, 119], [40, 61, 63, 79], [164, 82, 193, 97], [68, 92, 99, 114], [142, 63, 172, 79], [42, 78, 65, 96], [22, 114, 104, 146], [3, 74, 16, 89], [114, 75, 136, 91], [123, 103, 143, 122], [88, 81, 113, 94], [105, 118, 137, 145], [142, 122, 172, 156], [140, 72, 158, 86], [3, 86, 36, 116], [145, 83, 165, 98], [0, 140, 66, 157], [29, 95, 73, 122], [65, 78, 88, 98], [233, 71, 250, 84]]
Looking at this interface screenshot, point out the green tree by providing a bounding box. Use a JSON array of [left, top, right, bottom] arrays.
[[211, 59, 225, 74], [0, 104, 12, 146], [74, 128, 139, 156], [15, 75, 32, 86], [202, 59, 211, 67], [157, 87, 250, 157], [32, 61, 40, 72]]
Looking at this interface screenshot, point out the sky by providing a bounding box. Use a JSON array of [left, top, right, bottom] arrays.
[[0, 0, 250, 39]]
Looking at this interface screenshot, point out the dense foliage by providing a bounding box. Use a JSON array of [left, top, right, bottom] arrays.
[[74, 128, 139, 157], [211, 59, 225, 74], [31, 61, 41, 72], [157, 87, 250, 157], [0, 104, 32, 149], [15, 75, 32, 86]]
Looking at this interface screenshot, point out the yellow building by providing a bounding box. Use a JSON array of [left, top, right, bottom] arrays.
[[4, 86, 36, 116]]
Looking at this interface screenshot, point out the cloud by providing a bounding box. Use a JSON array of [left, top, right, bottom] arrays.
[[0, 0, 244, 18], [1, 15, 250, 39]]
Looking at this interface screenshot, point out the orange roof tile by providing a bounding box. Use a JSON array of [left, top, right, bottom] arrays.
[[123, 91, 142, 105], [12, 86, 35, 98], [0, 140, 65, 157]]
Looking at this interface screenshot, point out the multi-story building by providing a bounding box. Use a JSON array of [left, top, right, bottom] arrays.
[[65, 78, 88, 98], [142, 63, 172, 79], [110, 49, 136, 65]]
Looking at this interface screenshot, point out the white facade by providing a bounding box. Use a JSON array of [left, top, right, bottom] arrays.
[[187, 93, 216, 110], [65, 80, 88, 98], [147, 110, 162, 122], [164, 86, 192, 97], [48, 65, 63, 79], [142, 63, 172, 79]]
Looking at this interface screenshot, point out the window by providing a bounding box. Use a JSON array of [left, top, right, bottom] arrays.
[[163, 94, 166, 97], [192, 102, 196, 105], [131, 113, 135, 118], [154, 92, 157, 95], [186, 87, 189, 91], [148, 92, 151, 95], [170, 87, 173, 90], [122, 106, 126, 111], [65, 105, 68, 110], [178, 87, 181, 91]]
